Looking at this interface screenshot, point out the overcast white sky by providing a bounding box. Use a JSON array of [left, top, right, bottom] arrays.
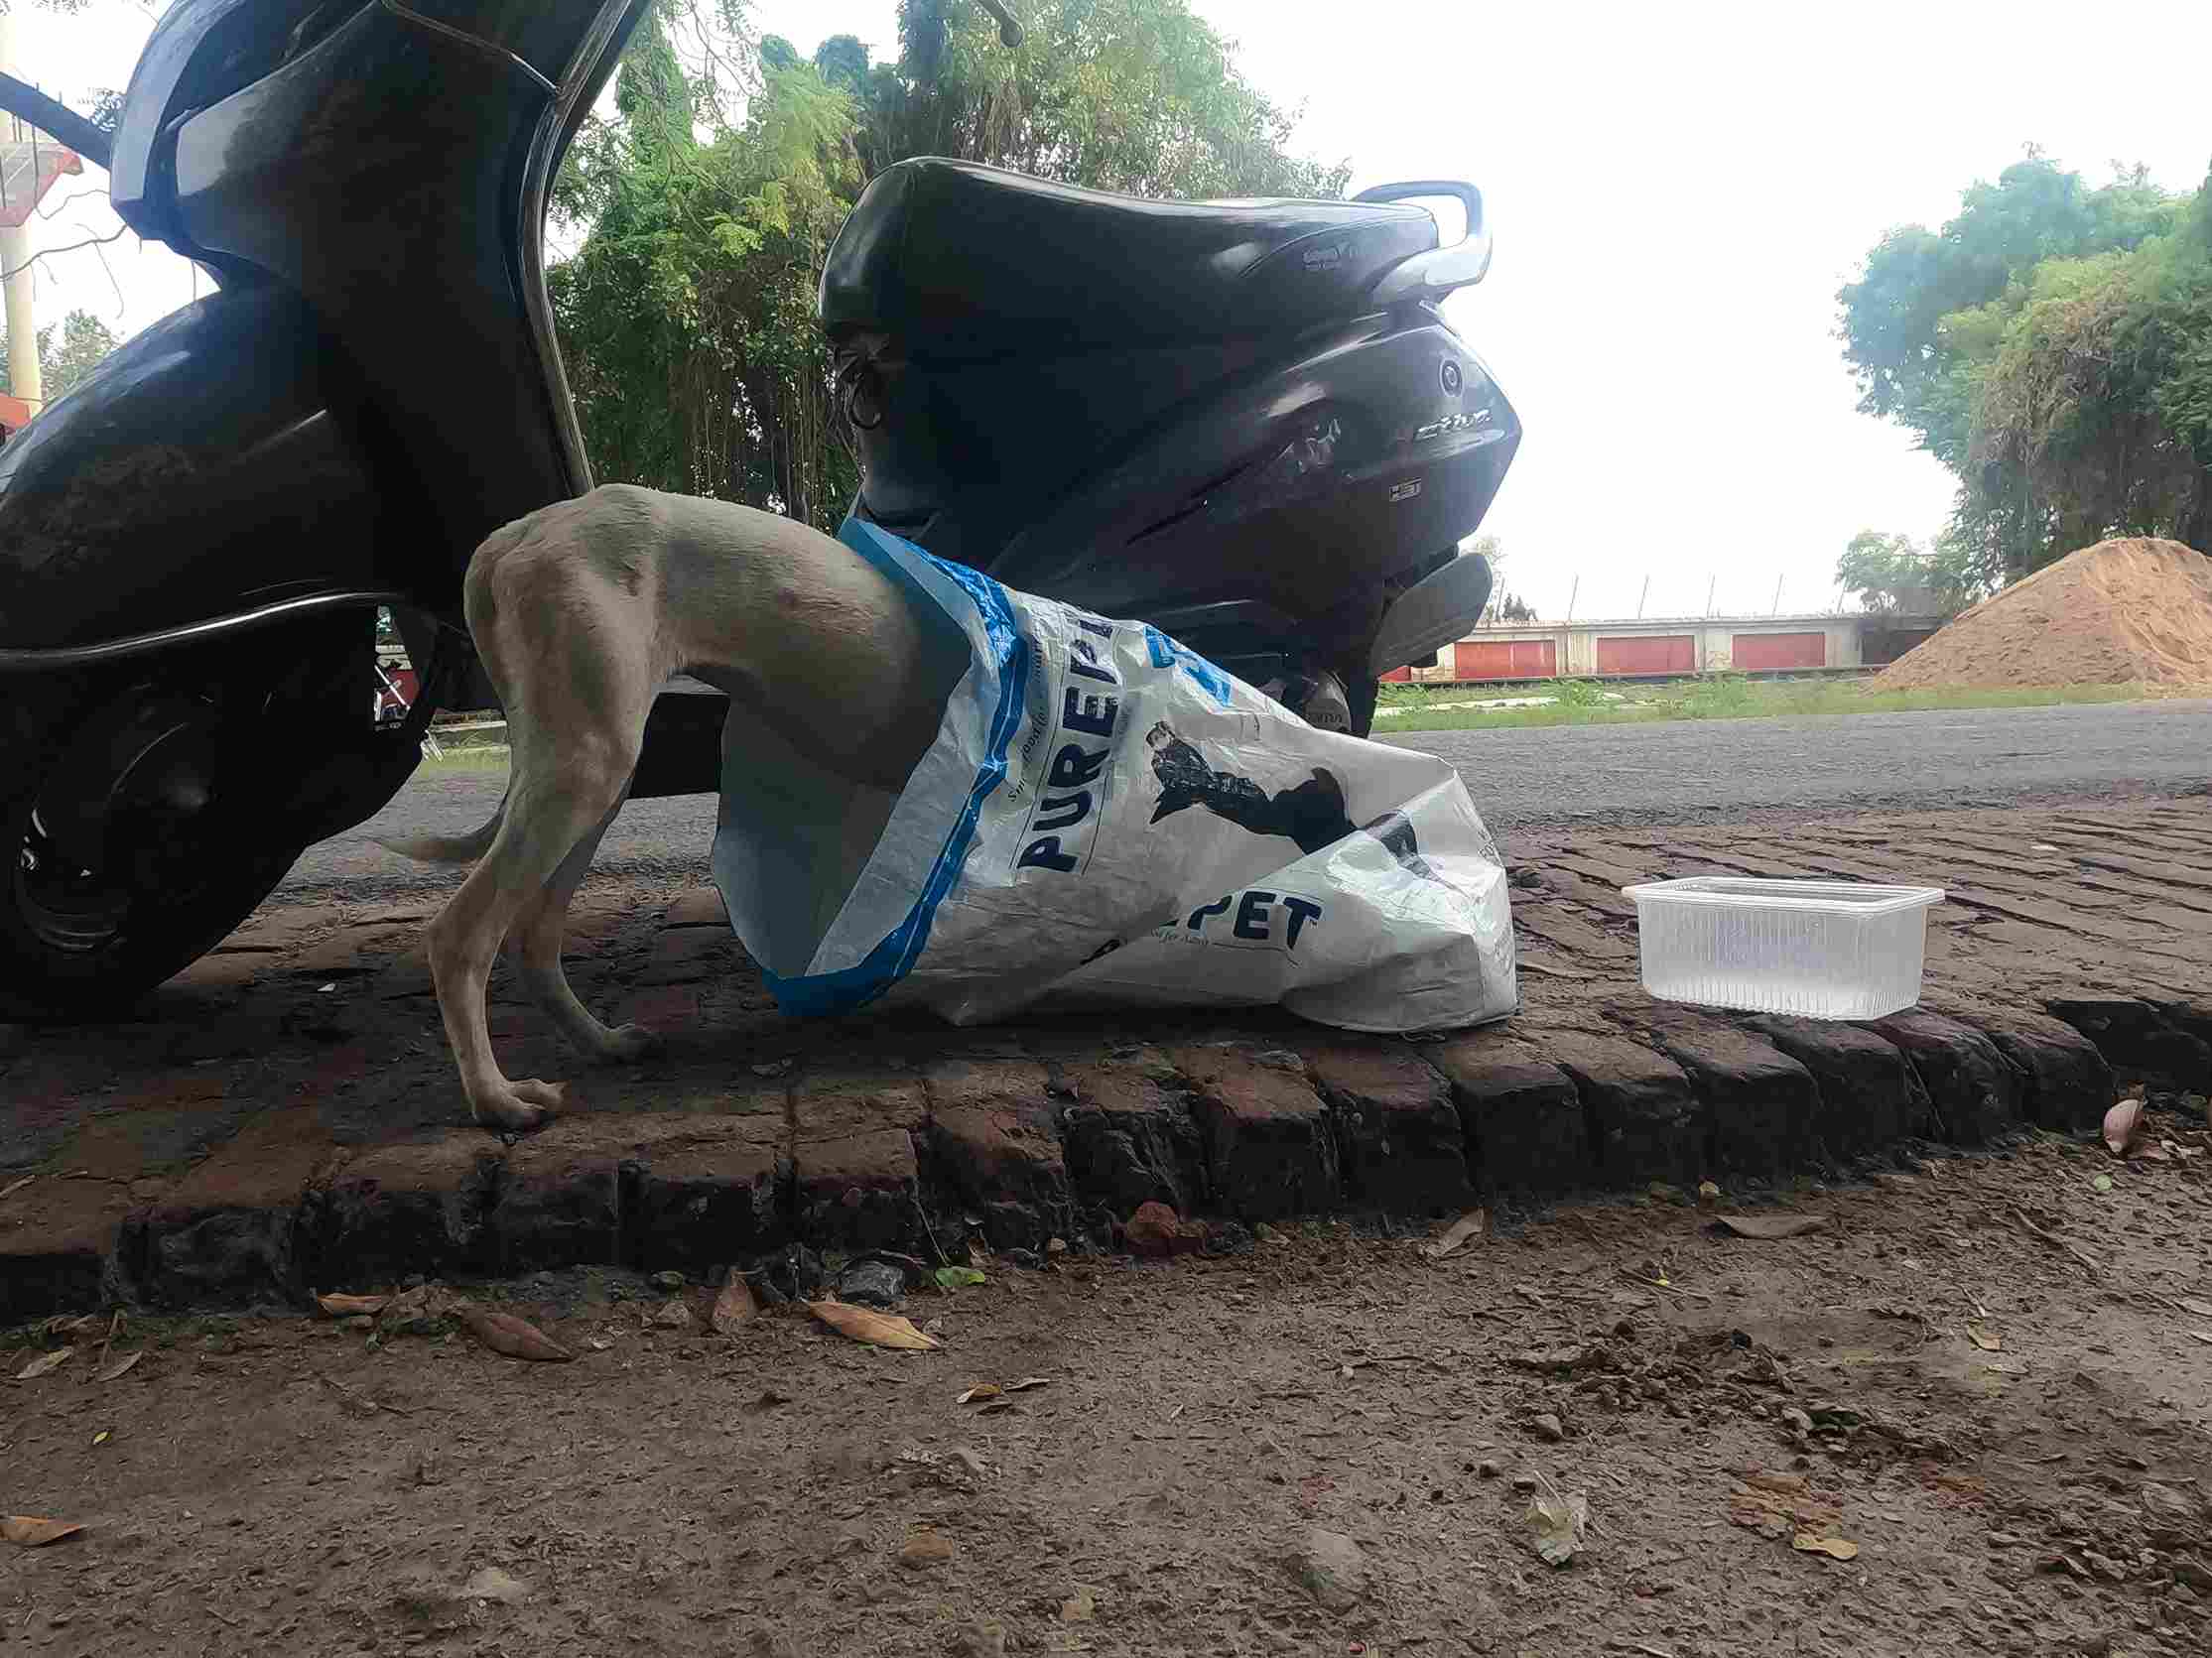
[[14, 0, 2212, 619]]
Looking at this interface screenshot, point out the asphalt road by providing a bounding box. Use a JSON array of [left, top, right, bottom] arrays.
[[283, 697, 2212, 906]]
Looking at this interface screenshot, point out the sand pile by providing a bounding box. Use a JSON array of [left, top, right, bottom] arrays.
[[1874, 536, 2212, 691]]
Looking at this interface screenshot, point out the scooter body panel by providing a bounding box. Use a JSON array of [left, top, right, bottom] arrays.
[[0, 285, 384, 651], [852, 309, 1519, 674]]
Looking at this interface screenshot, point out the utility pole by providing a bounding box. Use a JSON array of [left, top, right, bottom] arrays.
[[0, 15, 41, 414], [1705, 574, 1717, 617], [1635, 574, 1650, 620], [1565, 574, 1578, 622], [1770, 574, 1783, 616]]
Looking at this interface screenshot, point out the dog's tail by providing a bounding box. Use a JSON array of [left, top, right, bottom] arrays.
[[373, 795, 507, 865]]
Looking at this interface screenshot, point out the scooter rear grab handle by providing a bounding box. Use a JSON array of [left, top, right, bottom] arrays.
[[1357, 180, 1494, 304]]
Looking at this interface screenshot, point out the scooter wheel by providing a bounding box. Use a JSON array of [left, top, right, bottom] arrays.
[[0, 662, 317, 1021]]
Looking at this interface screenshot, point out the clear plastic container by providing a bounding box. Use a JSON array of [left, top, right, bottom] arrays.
[[1619, 876, 1945, 1020]]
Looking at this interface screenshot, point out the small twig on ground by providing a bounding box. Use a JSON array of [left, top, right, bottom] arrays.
[[2009, 1205, 2100, 1274], [1619, 1270, 1714, 1305], [911, 1197, 948, 1268]]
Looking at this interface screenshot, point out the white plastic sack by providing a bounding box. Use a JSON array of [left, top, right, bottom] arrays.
[[711, 520, 1517, 1033]]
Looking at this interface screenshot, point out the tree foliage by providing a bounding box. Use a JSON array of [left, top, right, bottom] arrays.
[[550, 0, 1347, 527], [1838, 152, 2212, 580], [1834, 528, 1985, 618], [0, 308, 119, 404], [1464, 533, 1534, 623]]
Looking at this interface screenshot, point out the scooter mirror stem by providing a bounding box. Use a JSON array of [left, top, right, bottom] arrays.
[[973, 0, 1024, 48]]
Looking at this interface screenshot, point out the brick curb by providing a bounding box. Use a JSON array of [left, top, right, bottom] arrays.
[[6, 987, 2195, 1322]]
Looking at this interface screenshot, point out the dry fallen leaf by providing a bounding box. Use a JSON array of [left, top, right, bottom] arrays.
[[1791, 1533, 1861, 1561], [15, 1346, 72, 1381], [1525, 1474, 1589, 1567], [1729, 1475, 1842, 1540], [455, 1305, 573, 1362], [1965, 1325, 2002, 1352], [2179, 1299, 2212, 1319], [710, 1276, 757, 1335], [1424, 1209, 1489, 1260], [317, 1292, 390, 1318], [2104, 1097, 2146, 1157], [94, 1350, 143, 1383], [1, 1516, 83, 1548], [1005, 1376, 1051, 1392], [958, 1383, 1002, 1405], [1715, 1213, 1829, 1240], [805, 1299, 942, 1350]]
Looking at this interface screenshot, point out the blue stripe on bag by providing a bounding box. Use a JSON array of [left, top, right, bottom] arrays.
[[1142, 624, 1235, 705], [761, 522, 1030, 1017]]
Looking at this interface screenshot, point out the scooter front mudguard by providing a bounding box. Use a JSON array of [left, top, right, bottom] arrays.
[[0, 284, 395, 663]]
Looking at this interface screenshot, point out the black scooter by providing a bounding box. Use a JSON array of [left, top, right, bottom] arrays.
[[0, 0, 1517, 1022]]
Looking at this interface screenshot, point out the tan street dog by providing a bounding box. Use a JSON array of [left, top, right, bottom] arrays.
[[381, 485, 968, 1131]]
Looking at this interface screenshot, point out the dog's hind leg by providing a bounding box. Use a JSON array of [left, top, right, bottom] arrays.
[[505, 781, 660, 1065], [428, 710, 645, 1131]]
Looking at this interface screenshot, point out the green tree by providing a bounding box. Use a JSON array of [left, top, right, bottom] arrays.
[[552, 6, 864, 523], [1839, 152, 2212, 574], [1835, 528, 1986, 617], [0, 308, 120, 404]]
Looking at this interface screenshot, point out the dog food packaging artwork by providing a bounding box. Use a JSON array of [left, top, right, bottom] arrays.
[[710, 520, 1517, 1033]]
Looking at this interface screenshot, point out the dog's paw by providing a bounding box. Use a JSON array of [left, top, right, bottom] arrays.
[[592, 1022, 662, 1065], [472, 1080, 569, 1133]]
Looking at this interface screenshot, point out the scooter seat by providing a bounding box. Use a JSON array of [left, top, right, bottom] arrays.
[[820, 158, 1437, 354]]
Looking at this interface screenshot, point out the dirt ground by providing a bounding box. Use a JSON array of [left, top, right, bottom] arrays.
[[7, 1114, 2211, 1658]]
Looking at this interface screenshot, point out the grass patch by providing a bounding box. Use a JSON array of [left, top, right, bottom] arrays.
[[420, 741, 510, 770], [1372, 677, 2149, 733]]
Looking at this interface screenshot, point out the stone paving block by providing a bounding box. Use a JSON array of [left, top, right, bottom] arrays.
[[2044, 995, 2212, 1088], [173, 950, 275, 994], [1057, 1054, 1207, 1217], [306, 1131, 504, 1287], [1636, 1013, 1817, 1180], [1431, 1031, 1592, 1194], [1945, 1005, 2116, 1133], [376, 940, 436, 1000], [492, 1116, 623, 1272], [1168, 1044, 1339, 1220], [619, 1113, 789, 1271], [136, 1108, 339, 1308], [289, 925, 417, 979], [1742, 1015, 1917, 1158], [793, 1070, 930, 1140], [1539, 1031, 1700, 1188], [921, 1060, 1071, 1247], [1867, 1011, 2019, 1147], [634, 926, 743, 987], [1299, 1043, 1475, 1215], [662, 887, 729, 930], [793, 1128, 921, 1250], [0, 1177, 132, 1321], [51, 1075, 241, 1181], [617, 983, 704, 1033]]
